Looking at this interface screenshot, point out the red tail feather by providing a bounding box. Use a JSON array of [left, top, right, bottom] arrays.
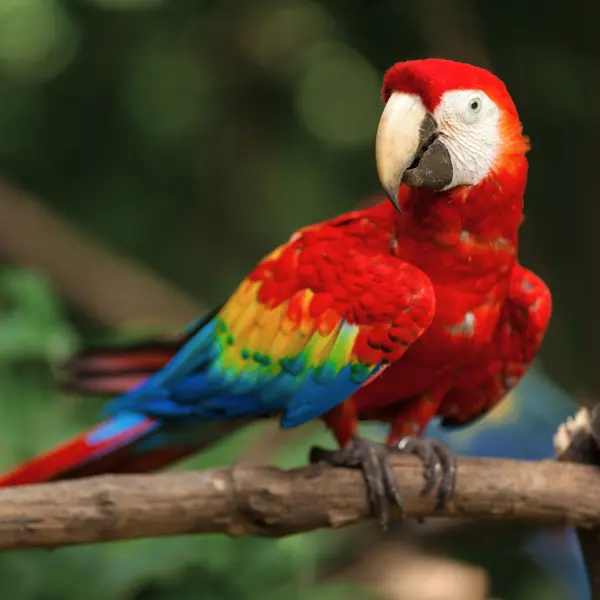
[[0, 417, 158, 487], [63, 338, 184, 396]]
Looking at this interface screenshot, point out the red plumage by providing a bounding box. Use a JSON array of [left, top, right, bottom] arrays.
[[382, 58, 520, 118], [0, 417, 158, 485]]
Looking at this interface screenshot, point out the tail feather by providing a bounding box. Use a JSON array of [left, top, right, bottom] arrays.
[[62, 309, 222, 398], [1, 313, 253, 487], [0, 412, 161, 486], [0, 411, 249, 487], [63, 373, 160, 396], [63, 337, 184, 396]]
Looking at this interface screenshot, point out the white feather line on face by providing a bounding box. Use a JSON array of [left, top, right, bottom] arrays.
[[434, 89, 501, 189]]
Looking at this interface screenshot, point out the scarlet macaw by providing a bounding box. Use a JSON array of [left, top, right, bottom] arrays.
[[0, 59, 552, 529]]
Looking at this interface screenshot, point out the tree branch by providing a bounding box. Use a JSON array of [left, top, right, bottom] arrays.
[[1, 455, 600, 551]]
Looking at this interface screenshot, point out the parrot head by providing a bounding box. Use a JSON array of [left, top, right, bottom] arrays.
[[375, 58, 530, 213]]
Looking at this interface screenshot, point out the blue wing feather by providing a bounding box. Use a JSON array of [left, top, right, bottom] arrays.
[[104, 315, 381, 429]]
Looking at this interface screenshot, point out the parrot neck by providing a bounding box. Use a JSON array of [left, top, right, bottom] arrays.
[[389, 166, 527, 280]]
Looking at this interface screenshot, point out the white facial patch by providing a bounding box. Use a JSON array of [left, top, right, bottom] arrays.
[[433, 89, 500, 188]]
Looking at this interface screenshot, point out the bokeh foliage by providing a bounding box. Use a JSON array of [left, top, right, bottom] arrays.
[[0, 0, 594, 598]]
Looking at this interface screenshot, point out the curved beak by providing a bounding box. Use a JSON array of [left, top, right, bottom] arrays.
[[375, 92, 453, 212]]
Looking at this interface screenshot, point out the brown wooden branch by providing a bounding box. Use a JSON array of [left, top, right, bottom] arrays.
[[0, 455, 600, 551]]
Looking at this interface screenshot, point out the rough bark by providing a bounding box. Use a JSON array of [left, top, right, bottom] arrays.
[[0, 455, 600, 551]]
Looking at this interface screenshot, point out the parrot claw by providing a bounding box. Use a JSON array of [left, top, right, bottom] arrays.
[[309, 435, 403, 530], [395, 436, 457, 511]]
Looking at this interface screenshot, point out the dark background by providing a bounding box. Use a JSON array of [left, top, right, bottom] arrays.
[[0, 1, 594, 598]]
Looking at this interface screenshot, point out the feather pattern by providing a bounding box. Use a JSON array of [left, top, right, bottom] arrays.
[[0, 210, 435, 485], [108, 224, 436, 430]]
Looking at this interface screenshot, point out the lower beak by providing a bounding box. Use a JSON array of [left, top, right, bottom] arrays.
[[375, 92, 453, 212]]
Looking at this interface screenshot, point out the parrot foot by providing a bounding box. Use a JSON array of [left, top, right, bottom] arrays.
[[309, 435, 404, 530], [395, 436, 457, 511]]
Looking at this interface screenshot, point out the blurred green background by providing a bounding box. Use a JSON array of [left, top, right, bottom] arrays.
[[0, 0, 595, 598]]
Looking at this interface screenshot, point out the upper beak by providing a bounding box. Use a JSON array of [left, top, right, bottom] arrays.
[[375, 92, 453, 212]]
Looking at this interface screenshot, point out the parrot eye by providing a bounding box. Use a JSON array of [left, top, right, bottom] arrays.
[[433, 88, 502, 188], [453, 93, 486, 125], [468, 97, 482, 113]]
